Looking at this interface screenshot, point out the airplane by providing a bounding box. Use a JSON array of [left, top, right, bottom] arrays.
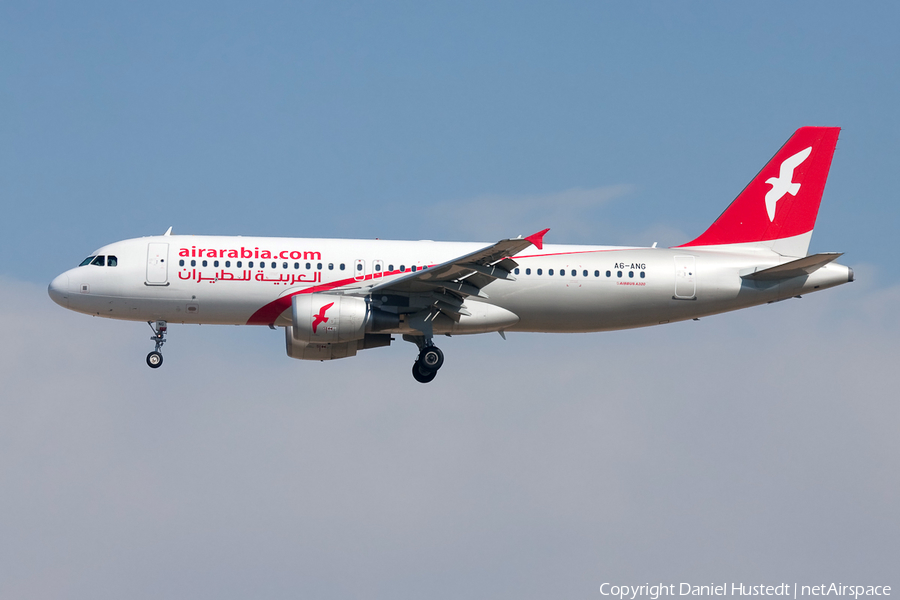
[[48, 127, 852, 383]]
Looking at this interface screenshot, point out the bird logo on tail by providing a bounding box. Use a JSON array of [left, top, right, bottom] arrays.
[[765, 146, 812, 222], [312, 302, 334, 334]]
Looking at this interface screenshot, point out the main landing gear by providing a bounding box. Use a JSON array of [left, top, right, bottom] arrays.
[[409, 340, 444, 384], [146, 320, 167, 369]]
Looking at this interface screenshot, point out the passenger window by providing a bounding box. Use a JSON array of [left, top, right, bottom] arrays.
[[283, 262, 288, 269], [317, 263, 322, 270], [640, 271, 645, 278], [629, 271, 634, 278], [537, 268, 543, 275], [271, 262, 276, 269], [107, 256, 118, 267], [526, 268, 531, 275], [191, 259, 196, 267], [79, 256, 95, 267], [617, 270, 622, 278], [90, 256, 105, 266], [375, 264, 381, 272], [340, 263, 346, 270], [249, 261, 254, 268], [606, 270, 611, 277], [294, 262, 299, 269], [515, 268, 520, 275], [179, 259, 185, 267], [400, 265, 405, 272], [549, 269, 554, 275], [583, 270, 587, 277], [237, 261, 242, 268], [388, 264, 394, 271], [411, 265, 417, 272], [202, 260, 208, 267], [214, 260, 219, 267], [226, 261, 231, 267], [306, 262, 311, 269], [328, 263, 334, 270], [594, 270, 600, 277]]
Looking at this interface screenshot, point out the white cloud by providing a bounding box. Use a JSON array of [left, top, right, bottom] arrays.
[[1, 275, 897, 598]]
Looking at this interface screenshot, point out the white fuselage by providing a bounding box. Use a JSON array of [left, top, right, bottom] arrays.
[[48, 234, 852, 334]]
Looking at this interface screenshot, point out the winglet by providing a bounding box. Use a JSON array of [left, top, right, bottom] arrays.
[[524, 228, 550, 250]]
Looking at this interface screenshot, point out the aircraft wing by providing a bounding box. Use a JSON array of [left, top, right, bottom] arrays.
[[360, 228, 548, 319]]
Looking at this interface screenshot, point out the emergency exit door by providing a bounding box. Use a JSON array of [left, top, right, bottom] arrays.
[[674, 256, 696, 299]]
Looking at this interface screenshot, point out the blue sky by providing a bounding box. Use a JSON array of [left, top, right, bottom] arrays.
[[2, 2, 898, 281], [1, 3, 898, 598]]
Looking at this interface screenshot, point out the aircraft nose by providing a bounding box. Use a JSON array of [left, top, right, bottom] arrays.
[[48, 273, 69, 308]]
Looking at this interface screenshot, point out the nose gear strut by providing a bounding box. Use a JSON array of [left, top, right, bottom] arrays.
[[146, 320, 167, 368]]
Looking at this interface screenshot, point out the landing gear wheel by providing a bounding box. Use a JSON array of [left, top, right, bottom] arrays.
[[147, 320, 168, 369], [412, 361, 437, 383], [146, 351, 163, 369], [419, 346, 444, 371]]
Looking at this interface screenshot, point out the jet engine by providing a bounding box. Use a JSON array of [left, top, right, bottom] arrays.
[[286, 294, 398, 361], [292, 294, 368, 343]]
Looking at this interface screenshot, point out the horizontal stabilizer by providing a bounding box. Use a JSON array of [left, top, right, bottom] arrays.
[[740, 253, 843, 281]]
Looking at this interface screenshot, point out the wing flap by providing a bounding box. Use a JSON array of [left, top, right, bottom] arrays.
[[369, 230, 547, 296], [361, 229, 548, 319]]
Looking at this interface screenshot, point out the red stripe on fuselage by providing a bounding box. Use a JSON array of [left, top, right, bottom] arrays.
[[246, 273, 380, 325], [513, 248, 633, 260], [246, 247, 637, 325]]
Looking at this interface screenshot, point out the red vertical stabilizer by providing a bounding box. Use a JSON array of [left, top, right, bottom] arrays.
[[679, 127, 840, 254]]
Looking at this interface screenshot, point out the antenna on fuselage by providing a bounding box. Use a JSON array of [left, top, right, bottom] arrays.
[[164, 226, 173, 236]]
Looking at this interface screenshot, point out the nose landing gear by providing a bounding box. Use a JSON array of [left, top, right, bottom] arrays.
[[147, 320, 167, 369]]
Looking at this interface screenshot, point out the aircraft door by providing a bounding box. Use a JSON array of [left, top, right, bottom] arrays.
[[354, 259, 366, 281], [674, 256, 696, 299], [373, 259, 384, 279], [146, 243, 169, 285]]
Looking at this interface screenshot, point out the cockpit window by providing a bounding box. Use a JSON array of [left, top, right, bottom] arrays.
[[107, 255, 118, 267], [90, 256, 106, 267], [79, 256, 96, 266]]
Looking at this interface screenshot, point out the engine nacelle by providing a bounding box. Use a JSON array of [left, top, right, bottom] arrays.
[[291, 294, 369, 344], [287, 293, 397, 361], [285, 328, 391, 361]]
